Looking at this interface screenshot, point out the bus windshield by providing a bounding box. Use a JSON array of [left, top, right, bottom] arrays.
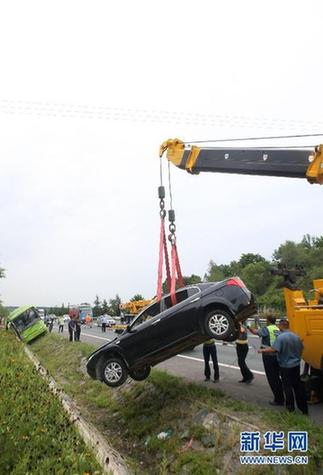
[[12, 308, 40, 332]]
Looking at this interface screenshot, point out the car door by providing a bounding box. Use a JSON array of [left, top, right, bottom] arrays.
[[118, 301, 163, 364], [151, 287, 201, 350]]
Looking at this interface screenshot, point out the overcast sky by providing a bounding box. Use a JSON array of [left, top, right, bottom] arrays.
[[1, 1, 322, 306]]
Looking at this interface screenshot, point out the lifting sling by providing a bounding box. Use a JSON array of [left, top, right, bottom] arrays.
[[156, 174, 184, 305]]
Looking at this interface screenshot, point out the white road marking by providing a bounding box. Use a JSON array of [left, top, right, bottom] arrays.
[[177, 354, 266, 375], [81, 331, 266, 376], [81, 333, 112, 342]]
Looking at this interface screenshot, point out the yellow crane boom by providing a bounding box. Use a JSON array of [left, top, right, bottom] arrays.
[[160, 138, 323, 184]]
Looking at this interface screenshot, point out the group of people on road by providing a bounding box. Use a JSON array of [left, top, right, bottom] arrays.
[[203, 315, 308, 415]]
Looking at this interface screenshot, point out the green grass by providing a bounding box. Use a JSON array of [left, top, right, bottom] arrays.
[[30, 333, 323, 475], [0, 330, 101, 475]]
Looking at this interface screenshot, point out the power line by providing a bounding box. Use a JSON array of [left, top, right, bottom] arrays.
[[1, 99, 323, 132]]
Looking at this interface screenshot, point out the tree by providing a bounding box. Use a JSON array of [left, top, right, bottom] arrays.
[[183, 274, 202, 286], [272, 240, 308, 268], [205, 260, 225, 282], [109, 294, 121, 316], [162, 274, 202, 294], [313, 236, 323, 248], [239, 253, 266, 268], [102, 299, 109, 314], [130, 294, 144, 301], [240, 261, 272, 296], [93, 295, 102, 317]]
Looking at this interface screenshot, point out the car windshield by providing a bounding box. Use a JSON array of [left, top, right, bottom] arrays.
[[12, 308, 40, 332]]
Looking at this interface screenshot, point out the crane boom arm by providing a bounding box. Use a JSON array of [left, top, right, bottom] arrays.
[[159, 139, 323, 184]]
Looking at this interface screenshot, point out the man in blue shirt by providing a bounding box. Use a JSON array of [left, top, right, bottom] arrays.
[[258, 319, 308, 415], [248, 316, 284, 406]]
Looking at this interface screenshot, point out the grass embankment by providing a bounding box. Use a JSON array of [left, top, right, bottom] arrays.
[[31, 333, 323, 475], [0, 330, 101, 475]]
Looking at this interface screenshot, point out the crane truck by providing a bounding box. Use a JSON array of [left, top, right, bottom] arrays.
[[160, 137, 323, 392], [114, 299, 153, 334]]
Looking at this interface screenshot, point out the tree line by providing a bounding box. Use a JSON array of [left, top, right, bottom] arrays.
[[97, 234, 323, 315], [1, 234, 322, 317], [204, 234, 323, 311]]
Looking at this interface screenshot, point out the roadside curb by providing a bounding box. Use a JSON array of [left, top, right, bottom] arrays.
[[24, 346, 131, 475]]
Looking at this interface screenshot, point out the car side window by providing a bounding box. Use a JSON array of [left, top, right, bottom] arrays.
[[187, 287, 200, 297], [163, 289, 189, 310], [162, 287, 200, 311], [131, 301, 161, 328]]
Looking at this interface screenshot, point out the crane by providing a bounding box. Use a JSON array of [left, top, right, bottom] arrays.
[[159, 137, 323, 388], [159, 138, 323, 184]]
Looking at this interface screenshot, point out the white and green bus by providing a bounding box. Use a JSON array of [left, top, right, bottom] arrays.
[[7, 305, 47, 343]]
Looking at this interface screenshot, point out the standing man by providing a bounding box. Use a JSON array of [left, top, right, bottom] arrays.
[[203, 339, 219, 382], [259, 319, 308, 415], [101, 314, 107, 333], [236, 323, 254, 384], [75, 314, 81, 341], [48, 316, 54, 333], [68, 318, 76, 341], [248, 316, 284, 406], [58, 315, 64, 333], [85, 313, 92, 328]]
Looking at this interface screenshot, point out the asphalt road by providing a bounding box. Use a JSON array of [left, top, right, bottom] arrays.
[[55, 323, 323, 422]]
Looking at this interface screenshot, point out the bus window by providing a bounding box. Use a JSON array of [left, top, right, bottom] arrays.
[[13, 309, 39, 332]]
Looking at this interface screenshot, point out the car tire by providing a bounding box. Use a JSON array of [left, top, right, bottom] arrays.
[[205, 309, 235, 340], [129, 365, 151, 381], [102, 357, 128, 387]]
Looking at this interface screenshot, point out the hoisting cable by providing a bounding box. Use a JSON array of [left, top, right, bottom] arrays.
[[185, 132, 323, 145], [167, 162, 184, 306], [156, 158, 171, 302]]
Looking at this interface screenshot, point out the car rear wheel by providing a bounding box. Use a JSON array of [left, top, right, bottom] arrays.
[[205, 309, 235, 340], [129, 365, 151, 381], [102, 357, 128, 387]]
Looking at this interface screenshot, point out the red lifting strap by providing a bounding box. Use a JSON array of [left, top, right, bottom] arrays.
[[156, 217, 171, 302], [174, 242, 184, 288], [170, 242, 184, 306]]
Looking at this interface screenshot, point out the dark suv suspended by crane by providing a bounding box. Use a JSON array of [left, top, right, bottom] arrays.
[[87, 278, 256, 387]]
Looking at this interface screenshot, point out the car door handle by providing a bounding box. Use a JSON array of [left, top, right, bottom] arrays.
[[190, 297, 201, 303], [151, 318, 161, 325]]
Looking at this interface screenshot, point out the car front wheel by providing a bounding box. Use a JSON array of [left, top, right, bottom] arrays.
[[205, 309, 235, 340], [129, 365, 151, 381], [102, 357, 128, 387]]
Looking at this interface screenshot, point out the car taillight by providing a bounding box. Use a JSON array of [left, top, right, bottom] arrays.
[[226, 278, 245, 288]]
